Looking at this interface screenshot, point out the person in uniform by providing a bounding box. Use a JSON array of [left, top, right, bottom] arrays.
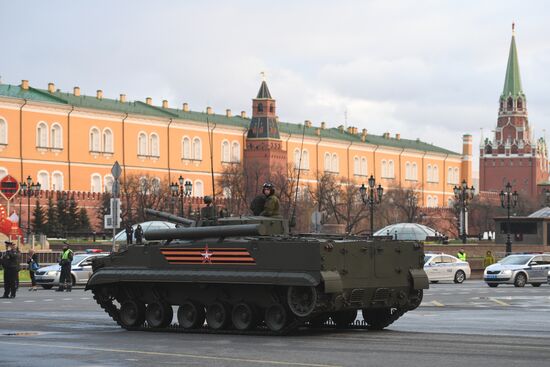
[[200, 196, 216, 225], [27, 249, 39, 291], [2, 241, 19, 298], [125, 223, 134, 245], [57, 243, 74, 292], [250, 195, 266, 216], [134, 224, 144, 245], [483, 250, 495, 268], [457, 248, 467, 262], [259, 183, 281, 217]]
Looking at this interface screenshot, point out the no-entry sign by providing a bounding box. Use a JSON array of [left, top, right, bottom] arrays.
[[0, 175, 19, 201]]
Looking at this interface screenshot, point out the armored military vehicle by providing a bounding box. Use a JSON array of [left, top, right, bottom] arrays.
[[87, 211, 428, 334]]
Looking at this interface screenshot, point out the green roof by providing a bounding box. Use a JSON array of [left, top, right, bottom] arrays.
[[502, 32, 523, 98], [0, 82, 459, 156]]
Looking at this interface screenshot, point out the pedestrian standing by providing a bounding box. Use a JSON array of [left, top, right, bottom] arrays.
[[125, 223, 134, 245], [457, 248, 467, 262], [483, 250, 496, 268], [56, 242, 73, 292], [2, 241, 19, 298], [27, 249, 39, 291]]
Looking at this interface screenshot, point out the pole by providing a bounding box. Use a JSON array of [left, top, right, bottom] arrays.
[[461, 197, 466, 244], [27, 189, 31, 241], [112, 198, 116, 253], [369, 191, 374, 237], [506, 196, 512, 255]]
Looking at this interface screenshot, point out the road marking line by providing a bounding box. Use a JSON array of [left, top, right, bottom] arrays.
[[489, 297, 509, 306], [62, 298, 72, 301], [431, 300, 444, 307], [23, 300, 35, 303], [44, 299, 53, 302], [2, 301, 12, 304], [0, 341, 341, 367]]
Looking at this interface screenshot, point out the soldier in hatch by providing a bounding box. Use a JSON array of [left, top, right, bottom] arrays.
[[199, 196, 217, 225], [259, 183, 281, 217]]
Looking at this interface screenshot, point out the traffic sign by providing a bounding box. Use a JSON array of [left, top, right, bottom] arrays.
[[111, 161, 122, 180], [0, 175, 20, 201]]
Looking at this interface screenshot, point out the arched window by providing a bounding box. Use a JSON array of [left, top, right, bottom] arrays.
[[221, 141, 230, 162], [412, 162, 418, 180], [0, 167, 7, 179], [405, 162, 411, 179], [381, 160, 387, 178], [139, 177, 148, 194], [427, 195, 433, 208], [427, 164, 432, 182], [324, 153, 331, 172], [507, 97, 513, 111], [38, 170, 50, 190], [257, 103, 263, 113], [388, 160, 394, 178], [361, 157, 367, 176], [432, 165, 439, 182], [354, 157, 360, 175], [453, 167, 459, 184], [0, 118, 7, 145], [52, 171, 63, 191], [51, 123, 62, 149], [517, 98, 523, 110], [104, 175, 114, 193], [193, 137, 202, 160], [194, 180, 204, 197], [433, 195, 439, 207], [91, 174, 102, 193], [151, 177, 161, 195], [294, 149, 301, 169], [89, 127, 100, 152], [150, 133, 159, 157], [302, 150, 309, 169], [182, 137, 191, 159], [231, 141, 240, 162], [331, 154, 339, 173], [103, 129, 113, 153], [447, 167, 453, 183], [138, 132, 147, 156], [269, 104, 274, 113], [37, 122, 48, 148]]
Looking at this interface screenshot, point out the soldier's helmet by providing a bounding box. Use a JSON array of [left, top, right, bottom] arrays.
[[203, 195, 213, 204], [262, 182, 275, 196]]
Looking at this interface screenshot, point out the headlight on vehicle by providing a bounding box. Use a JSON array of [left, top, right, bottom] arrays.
[[501, 269, 512, 276], [47, 271, 59, 276]]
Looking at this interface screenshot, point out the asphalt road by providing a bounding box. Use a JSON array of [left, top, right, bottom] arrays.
[[1, 281, 550, 367]]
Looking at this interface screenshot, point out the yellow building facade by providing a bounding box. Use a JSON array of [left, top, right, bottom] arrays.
[[0, 79, 471, 207]]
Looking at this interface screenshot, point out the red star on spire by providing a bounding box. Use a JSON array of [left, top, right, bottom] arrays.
[[201, 244, 213, 264]]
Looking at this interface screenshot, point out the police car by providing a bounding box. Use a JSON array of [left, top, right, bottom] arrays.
[[34, 252, 108, 289], [484, 253, 550, 287], [424, 253, 471, 284]]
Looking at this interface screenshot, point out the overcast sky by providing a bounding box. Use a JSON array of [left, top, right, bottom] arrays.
[[1, 0, 549, 176]]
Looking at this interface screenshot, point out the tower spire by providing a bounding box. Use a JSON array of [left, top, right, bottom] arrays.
[[502, 23, 523, 98]]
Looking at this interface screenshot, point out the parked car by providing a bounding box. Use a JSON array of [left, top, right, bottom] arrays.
[[484, 253, 550, 287], [34, 253, 109, 289], [424, 253, 471, 284]]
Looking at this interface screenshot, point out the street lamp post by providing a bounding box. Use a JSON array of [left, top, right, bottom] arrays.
[[359, 175, 384, 237], [170, 175, 192, 217], [500, 182, 518, 255], [19, 175, 41, 242], [453, 179, 475, 244]]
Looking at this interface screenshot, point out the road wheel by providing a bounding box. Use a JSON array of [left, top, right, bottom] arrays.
[[287, 286, 317, 317], [145, 301, 173, 328], [407, 289, 423, 311], [487, 283, 498, 288], [119, 300, 146, 328], [532, 283, 542, 287], [514, 273, 527, 287], [41, 285, 53, 290], [231, 302, 257, 331], [177, 301, 205, 329], [265, 304, 288, 332], [454, 270, 466, 284], [331, 309, 357, 328], [206, 302, 230, 330]]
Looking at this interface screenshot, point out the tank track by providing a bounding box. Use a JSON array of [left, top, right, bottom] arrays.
[[92, 288, 405, 335]]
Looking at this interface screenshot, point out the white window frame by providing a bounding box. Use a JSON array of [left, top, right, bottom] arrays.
[[104, 174, 114, 193], [0, 167, 8, 179], [194, 180, 204, 197], [324, 153, 331, 172], [182, 137, 191, 159], [331, 153, 339, 173], [90, 127, 101, 152], [138, 132, 148, 156], [37, 170, 50, 190], [231, 141, 240, 163], [150, 133, 160, 157], [37, 121, 48, 148], [193, 137, 202, 160], [353, 156, 360, 175], [91, 173, 102, 193], [102, 128, 113, 153], [0, 117, 8, 145], [50, 123, 63, 149], [221, 140, 230, 162], [51, 171, 64, 191]]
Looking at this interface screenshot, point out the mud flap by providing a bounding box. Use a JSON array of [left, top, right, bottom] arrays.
[[321, 271, 343, 293], [409, 269, 429, 289]]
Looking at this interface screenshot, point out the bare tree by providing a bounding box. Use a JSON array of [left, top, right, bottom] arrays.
[[120, 174, 170, 224]]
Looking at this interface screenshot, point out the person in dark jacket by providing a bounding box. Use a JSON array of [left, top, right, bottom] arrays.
[[2, 241, 19, 298], [259, 183, 281, 217], [134, 225, 144, 245], [27, 249, 39, 291], [56, 243, 73, 292], [125, 223, 134, 245]]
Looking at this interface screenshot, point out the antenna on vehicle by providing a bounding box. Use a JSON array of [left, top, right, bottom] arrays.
[[206, 115, 217, 218], [290, 122, 307, 229]]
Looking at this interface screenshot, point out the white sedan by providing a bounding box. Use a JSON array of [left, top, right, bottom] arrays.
[[424, 253, 471, 284], [34, 253, 109, 289]]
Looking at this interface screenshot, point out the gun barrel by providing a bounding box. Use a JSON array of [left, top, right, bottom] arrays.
[[144, 224, 266, 241], [145, 208, 195, 226]]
